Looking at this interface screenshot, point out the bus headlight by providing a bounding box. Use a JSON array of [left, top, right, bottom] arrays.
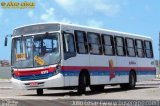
[[54, 64, 60, 75], [11, 69, 17, 78]]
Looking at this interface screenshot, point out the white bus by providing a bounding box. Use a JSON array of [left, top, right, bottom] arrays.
[[5, 23, 156, 95]]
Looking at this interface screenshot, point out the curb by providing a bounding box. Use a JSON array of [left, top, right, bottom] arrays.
[[137, 83, 160, 86], [152, 79, 160, 81], [0, 79, 11, 83], [0, 87, 12, 89]]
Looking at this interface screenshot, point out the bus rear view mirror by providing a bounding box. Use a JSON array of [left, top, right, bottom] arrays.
[[4, 37, 8, 46], [4, 34, 12, 46]]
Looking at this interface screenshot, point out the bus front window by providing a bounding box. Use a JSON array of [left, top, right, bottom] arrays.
[[12, 33, 60, 68], [33, 33, 60, 67], [12, 37, 33, 68]]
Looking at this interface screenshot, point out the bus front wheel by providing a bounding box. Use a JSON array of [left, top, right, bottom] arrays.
[[37, 89, 43, 95], [78, 73, 87, 94]]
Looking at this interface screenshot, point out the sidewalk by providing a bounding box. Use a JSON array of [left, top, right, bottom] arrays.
[[0, 79, 11, 82], [152, 78, 160, 81]]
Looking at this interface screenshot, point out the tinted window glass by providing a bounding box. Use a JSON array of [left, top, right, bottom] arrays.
[[136, 40, 144, 57], [88, 32, 101, 54], [115, 37, 125, 56], [136, 40, 143, 48], [126, 39, 134, 47], [116, 37, 124, 46], [144, 41, 153, 58], [126, 38, 136, 57], [64, 33, 75, 53], [103, 36, 112, 45], [102, 34, 114, 55], [75, 31, 88, 54]]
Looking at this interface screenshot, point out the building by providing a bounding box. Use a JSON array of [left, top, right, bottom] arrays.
[[0, 60, 10, 67]]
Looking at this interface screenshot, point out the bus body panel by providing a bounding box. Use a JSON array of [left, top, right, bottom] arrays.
[[62, 54, 90, 86], [89, 55, 116, 85], [136, 58, 155, 81], [12, 73, 64, 90]]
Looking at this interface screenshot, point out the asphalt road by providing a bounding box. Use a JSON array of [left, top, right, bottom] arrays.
[[0, 80, 160, 106]]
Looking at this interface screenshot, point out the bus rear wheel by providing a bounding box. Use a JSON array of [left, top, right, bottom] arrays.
[[120, 71, 136, 89], [90, 85, 104, 92], [37, 89, 43, 95]]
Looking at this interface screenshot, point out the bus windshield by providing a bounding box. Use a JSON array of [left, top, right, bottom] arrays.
[[12, 33, 60, 68]]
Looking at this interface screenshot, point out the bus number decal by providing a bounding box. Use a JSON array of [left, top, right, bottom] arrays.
[[16, 53, 26, 61], [41, 70, 48, 74]]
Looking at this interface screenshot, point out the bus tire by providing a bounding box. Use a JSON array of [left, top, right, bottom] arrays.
[[120, 71, 136, 89], [78, 73, 87, 94], [90, 85, 104, 92], [37, 89, 43, 95], [128, 71, 136, 89]]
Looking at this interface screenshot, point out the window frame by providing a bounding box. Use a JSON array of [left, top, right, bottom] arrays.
[[144, 40, 153, 58], [62, 31, 76, 60], [125, 37, 136, 57], [74, 30, 88, 54], [101, 34, 115, 56], [135, 39, 145, 58], [114, 36, 126, 56], [87, 32, 102, 55]]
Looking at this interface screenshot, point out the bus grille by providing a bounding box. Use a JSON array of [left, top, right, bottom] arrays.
[[17, 73, 53, 81]]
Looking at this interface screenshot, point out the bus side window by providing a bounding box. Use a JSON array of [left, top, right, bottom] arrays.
[[102, 34, 115, 55], [135, 39, 145, 57], [125, 38, 136, 57], [74, 30, 88, 54], [144, 41, 153, 58], [115, 36, 126, 56], [63, 32, 76, 60], [87, 32, 102, 55]]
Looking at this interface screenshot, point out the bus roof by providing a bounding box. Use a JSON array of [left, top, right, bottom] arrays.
[[14, 22, 152, 40], [60, 23, 152, 40]]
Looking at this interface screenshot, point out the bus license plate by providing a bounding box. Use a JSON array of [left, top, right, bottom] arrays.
[[29, 82, 39, 87]]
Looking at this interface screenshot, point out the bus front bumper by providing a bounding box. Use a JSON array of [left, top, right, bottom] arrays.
[[11, 73, 64, 90]]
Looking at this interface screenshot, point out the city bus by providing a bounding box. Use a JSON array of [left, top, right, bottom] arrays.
[[5, 23, 156, 95]]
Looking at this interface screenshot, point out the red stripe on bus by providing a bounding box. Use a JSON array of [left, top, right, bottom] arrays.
[[14, 66, 155, 77], [114, 67, 155, 71], [61, 66, 109, 71], [14, 67, 55, 76], [61, 66, 155, 71]]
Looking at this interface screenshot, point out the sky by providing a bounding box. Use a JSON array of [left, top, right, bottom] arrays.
[[0, 0, 160, 60]]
